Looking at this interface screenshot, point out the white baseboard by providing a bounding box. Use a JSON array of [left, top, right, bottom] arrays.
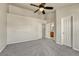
[[7, 38, 41, 45], [0, 45, 7, 53], [73, 47, 79, 51]]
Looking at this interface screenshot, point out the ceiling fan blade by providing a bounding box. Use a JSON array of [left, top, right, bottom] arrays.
[[45, 7, 53, 9], [40, 3, 46, 6], [39, 3, 46, 7], [34, 9, 39, 13], [42, 10, 45, 14], [30, 4, 39, 7]]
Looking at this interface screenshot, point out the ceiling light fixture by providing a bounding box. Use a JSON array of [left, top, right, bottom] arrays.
[[39, 8, 44, 11]]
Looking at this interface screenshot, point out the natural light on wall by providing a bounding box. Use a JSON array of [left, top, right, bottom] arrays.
[[51, 23, 54, 27]]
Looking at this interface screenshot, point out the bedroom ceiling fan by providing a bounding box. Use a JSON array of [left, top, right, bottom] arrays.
[[30, 3, 54, 14]]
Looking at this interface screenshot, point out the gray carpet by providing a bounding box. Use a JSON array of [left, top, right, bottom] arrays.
[[0, 39, 79, 56]]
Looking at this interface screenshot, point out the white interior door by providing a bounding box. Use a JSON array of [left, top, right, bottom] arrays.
[[61, 16, 72, 47]]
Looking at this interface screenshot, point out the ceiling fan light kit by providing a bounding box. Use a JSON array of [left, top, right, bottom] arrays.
[[39, 8, 44, 11]]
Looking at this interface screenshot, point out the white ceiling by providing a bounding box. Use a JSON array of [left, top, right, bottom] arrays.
[[10, 3, 75, 12]]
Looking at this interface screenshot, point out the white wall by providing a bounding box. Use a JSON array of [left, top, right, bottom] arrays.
[[73, 14, 79, 51], [45, 23, 51, 39], [56, 4, 79, 50], [8, 5, 44, 20], [0, 4, 8, 52], [46, 12, 56, 23], [7, 5, 45, 44], [8, 5, 57, 40]]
